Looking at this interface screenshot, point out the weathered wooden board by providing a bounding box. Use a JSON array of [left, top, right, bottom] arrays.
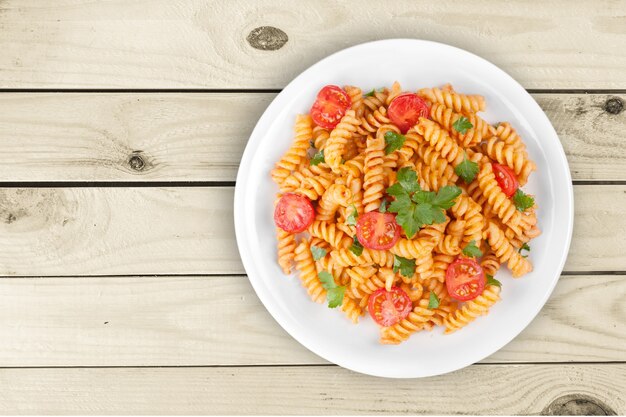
[[0, 1, 624, 89], [0, 93, 624, 181], [0, 274, 622, 367], [0, 186, 623, 276], [0, 365, 622, 414]]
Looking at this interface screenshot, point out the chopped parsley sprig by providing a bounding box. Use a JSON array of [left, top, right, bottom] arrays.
[[318, 271, 346, 308], [513, 189, 535, 212], [386, 167, 462, 238]]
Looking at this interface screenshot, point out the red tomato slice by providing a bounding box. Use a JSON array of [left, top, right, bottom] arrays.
[[387, 93, 430, 133], [310, 85, 351, 129], [273, 193, 315, 233], [368, 287, 412, 327], [445, 257, 486, 302], [355, 212, 400, 250], [492, 163, 519, 197]]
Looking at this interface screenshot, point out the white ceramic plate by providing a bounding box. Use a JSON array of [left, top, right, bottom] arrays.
[[234, 39, 574, 378]]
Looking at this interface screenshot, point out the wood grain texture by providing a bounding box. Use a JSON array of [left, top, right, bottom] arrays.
[[0, 93, 624, 182], [0, 0, 625, 89], [0, 185, 624, 276], [0, 275, 622, 367], [0, 365, 622, 414]]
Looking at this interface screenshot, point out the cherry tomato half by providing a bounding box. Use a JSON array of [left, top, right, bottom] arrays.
[[387, 93, 430, 133], [355, 212, 400, 250], [368, 287, 412, 327], [445, 257, 486, 302], [273, 193, 315, 233], [492, 163, 518, 198], [309, 85, 351, 129]]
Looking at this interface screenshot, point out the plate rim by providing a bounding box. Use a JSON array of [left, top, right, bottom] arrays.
[[234, 38, 574, 378]]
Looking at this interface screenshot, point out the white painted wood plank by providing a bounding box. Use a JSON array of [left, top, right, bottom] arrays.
[[0, 275, 621, 367], [0, 0, 624, 89], [0, 365, 622, 414], [0, 93, 623, 182], [0, 186, 623, 276]]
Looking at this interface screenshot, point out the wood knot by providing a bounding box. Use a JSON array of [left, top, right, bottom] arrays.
[[246, 26, 288, 51], [603, 97, 623, 115], [542, 394, 616, 416], [128, 153, 145, 171]]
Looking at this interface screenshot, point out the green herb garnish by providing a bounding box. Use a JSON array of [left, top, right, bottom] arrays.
[[318, 271, 346, 308]]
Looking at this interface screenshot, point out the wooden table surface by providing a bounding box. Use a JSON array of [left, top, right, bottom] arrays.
[[0, 0, 624, 414]]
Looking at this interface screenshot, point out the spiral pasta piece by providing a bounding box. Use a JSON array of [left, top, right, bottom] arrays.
[[316, 183, 352, 221], [429, 103, 494, 147], [271, 114, 313, 185], [418, 87, 486, 115], [344, 85, 365, 118], [294, 240, 327, 304], [450, 195, 484, 245], [390, 237, 436, 260], [346, 266, 378, 289], [380, 299, 435, 344], [325, 110, 360, 173], [400, 282, 424, 303], [296, 174, 334, 200], [330, 247, 395, 268], [486, 222, 533, 277], [316, 252, 344, 281], [414, 141, 458, 183], [416, 118, 464, 166], [495, 122, 526, 152], [480, 251, 501, 277], [481, 137, 536, 185], [436, 234, 462, 256], [312, 125, 330, 150], [308, 220, 352, 249], [357, 106, 391, 136], [444, 285, 501, 333], [276, 228, 296, 274], [362, 89, 389, 112], [340, 295, 363, 323], [431, 253, 456, 282], [385, 81, 403, 105], [477, 163, 522, 227], [363, 134, 385, 212], [346, 268, 390, 301]]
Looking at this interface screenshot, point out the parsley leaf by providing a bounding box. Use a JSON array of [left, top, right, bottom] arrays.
[[384, 131, 406, 155], [486, 274, 502, 287], [387, 168, 461, 238], [428, 292, 440, 309], [513, 189, 535, 212], [393, 255, 416, 278], [431, 185, 462, 209], [462, 240, 483, 258], [346, 205, 358, 226], [452, 116, 473, 134], [310, 245, 327, 261], [310, 149, 325, 166], [364, 89, 376, 97], [518, 242, 530, 258], [396, 167, 421, 193], [379, 199, 388, 213], [349, 237, 363, 256], [455, 152, 479, 183], [318, 271, 346, 308]]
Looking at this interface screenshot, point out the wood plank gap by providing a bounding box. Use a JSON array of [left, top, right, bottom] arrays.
[[0, 362, 623, 370]]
